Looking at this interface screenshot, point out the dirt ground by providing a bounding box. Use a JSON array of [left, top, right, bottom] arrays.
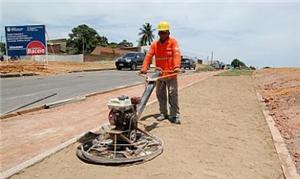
[[11, 75, 283, 179], [0, 60, 115, 75], [254, 68, 300, 173]]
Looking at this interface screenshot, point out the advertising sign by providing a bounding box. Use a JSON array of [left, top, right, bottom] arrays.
[[5, 25, 46, 57]]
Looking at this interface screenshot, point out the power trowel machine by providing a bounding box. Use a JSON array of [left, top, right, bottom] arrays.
[[76, 68, 180, 164]]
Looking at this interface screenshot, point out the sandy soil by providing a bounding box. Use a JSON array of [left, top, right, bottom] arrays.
[[254, 68, 300, 173], [0, 60, 115, 75], [10, 75, 283, 179]]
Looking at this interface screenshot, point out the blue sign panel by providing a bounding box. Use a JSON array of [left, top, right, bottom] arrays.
[[5, 25, 46, 57]]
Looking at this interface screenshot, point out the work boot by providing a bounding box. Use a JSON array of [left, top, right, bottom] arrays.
[[156, 113, 168, 121], [169, 114, 181, 124]]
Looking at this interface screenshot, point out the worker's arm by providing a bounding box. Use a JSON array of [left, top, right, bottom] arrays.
[[141, 43, 155, 72], [172, 39, 181, 70]]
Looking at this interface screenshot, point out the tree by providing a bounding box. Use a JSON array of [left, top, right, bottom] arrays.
[[138, 23, 155, 46], [118, 40, 133, 48], [249, 66, 256, 70], [0, 42, 6, 55], [66, 24, 103, 54], [97, 36, 109, 47], [108, 42, 118, 48], [231, 58, 247, 69]]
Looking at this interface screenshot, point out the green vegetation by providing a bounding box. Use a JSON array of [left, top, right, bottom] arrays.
[[106, 40, 134, 48], [231, 58, 247, 69], [66, 24, 134, 54], [0, 42, 5, 55], [108, 42, 118, 48], [249, 66, 256, 70], [216, 69, 254, 76], [138, 23, 155, 46], [118, 40, 133, 48], [66, 24, 107, 54]]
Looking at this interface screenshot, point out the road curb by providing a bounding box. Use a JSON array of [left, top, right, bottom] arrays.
[[0, 105, 46, 120], [68, 68, 115, 73], [45, 96, 86, 109], [83, 68, 115, 72], [0, 73, 38, 78], [255, 91, 299, 179]]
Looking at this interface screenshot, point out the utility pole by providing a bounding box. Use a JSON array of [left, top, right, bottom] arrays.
[[0, 35, 5, 57], [206, 56, 209, 65], [0, 35, 3, 54], [1, 35, 8, 63], [82, 37, 85, 62], [211, 51, 213, 61], [82, 37, 85, 55]]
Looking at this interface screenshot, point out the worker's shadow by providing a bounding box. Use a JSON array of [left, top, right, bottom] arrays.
[[77, 131, 98, 143], [140, 113, 160, 121], [139, 113, 161, 132]]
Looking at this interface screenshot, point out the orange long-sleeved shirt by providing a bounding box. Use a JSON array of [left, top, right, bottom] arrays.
[[142, 37, 181, 77]]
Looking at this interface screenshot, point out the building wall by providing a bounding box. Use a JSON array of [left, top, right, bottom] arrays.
[[47, 44, 61, 54], [18, 54, 84, 63], [84, 54, 118, 62]]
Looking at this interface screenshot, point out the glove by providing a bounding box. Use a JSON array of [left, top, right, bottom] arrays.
[[173, 67, 180, 73], [140, 69, 147, 74]]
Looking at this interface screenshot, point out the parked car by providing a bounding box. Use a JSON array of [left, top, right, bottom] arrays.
[[181, 58, 196, 70], [115, 52, 145, 70]]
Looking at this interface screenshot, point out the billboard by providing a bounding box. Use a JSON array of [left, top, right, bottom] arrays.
[[5, 25, 46, 57]]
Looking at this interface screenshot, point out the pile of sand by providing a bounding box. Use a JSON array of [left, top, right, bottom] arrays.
[[0, 60, 115, 75]]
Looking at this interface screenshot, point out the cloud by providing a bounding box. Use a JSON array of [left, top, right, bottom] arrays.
[[1, 1, 299, 67]]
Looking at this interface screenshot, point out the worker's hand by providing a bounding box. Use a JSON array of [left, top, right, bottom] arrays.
[[140, 69, 147, 74], [173, 67, 180, 73]]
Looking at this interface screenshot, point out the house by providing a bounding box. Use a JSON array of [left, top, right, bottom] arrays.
[[47, 38, 67, 54], [91, 46, 131, 56], [91, 46, 150, 56], [85, 46, 151, 62]]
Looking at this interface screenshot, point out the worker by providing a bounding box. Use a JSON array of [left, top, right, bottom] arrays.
[[140, 21, 181, 124]]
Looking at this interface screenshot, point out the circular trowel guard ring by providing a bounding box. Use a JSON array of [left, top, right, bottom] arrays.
[[77, 125, 163, 165]]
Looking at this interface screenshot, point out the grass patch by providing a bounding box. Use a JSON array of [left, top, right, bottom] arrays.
[[195, 64, 216, 72], [216, 69, 254, 76]]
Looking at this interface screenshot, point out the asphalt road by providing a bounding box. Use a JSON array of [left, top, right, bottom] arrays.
[[0, 70, 143, 114]]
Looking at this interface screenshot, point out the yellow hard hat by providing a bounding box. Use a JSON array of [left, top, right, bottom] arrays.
[[157, 21, 170, 31]]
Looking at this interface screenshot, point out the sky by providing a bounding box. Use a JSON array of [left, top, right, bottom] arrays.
[[1, 0, 300, 67]]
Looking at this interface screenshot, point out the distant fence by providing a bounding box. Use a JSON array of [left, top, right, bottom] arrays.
[[3, 54, 84, 63], [52, 55, 83, 63], [84, 54, 120, 62], [2, 54, 123, 63], [33, 54, 84, 63]]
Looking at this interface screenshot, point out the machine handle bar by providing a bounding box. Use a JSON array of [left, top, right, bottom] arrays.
[[136, 68, 185, 80]]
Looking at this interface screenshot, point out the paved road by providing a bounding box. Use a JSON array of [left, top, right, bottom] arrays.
[[0, 70, 143, 114]]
